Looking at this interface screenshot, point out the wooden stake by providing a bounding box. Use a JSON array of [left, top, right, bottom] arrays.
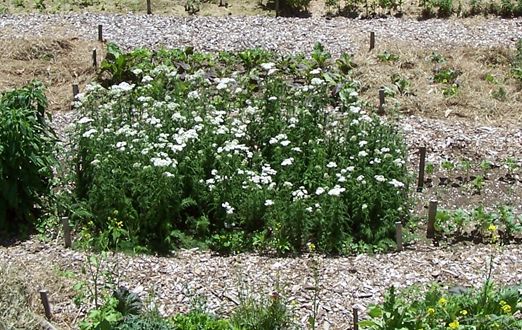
[[98, 24, 103, 42], [72, 84, 79, 98], [417, 146, 427, 192], [146, 0, 152, 14], [378, 87, 385, 114], [369, 31, 375, 51], [427, 199, 438, 239], [395, 221, 403, 251], [353, 307, 359, 330], [92, 48, 97, 68], [39, 290, 52, 320], [275, 0, 280, 16], [62, 217, 72, 248]]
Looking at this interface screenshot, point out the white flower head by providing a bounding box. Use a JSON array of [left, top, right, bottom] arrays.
[[82, 128, 97, 138], [315, 187, 325, 195], [222, 202, 235, 214], [374, 175, 386, 182], [311, 77, 324, 86], [326, 161, 337, 169], [389, 179, 405, 188], [281, 157, 294, 166], [328, 185, 346, 196], [78, 117, 93, 124], [264, 199, 274, 206], [187, 90, 200, 99], [260, 62, 276, 71]]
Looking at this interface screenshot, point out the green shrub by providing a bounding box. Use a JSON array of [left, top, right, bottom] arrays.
[[72, 44, 410, 254], [0, 81, 57, 235]]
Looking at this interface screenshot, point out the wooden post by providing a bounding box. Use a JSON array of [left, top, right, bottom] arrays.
[[417, 146, 426, 192], [275, 0, 280, 16], [369, 31, 375, 51], [72, 84, 79, 98], [378, 87, 385, 114], [146, 0, 152, 14], [353, 307, 359, 330], [98, 24, 103, 42], [427, 200, 438, 239], [39, 290, 52, 320], [62, 217, 72, 248], [395, 221, 403, 251], [92, 48, 97, 68]]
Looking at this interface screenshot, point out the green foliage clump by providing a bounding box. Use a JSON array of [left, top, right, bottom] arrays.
[[360, 282, 522, 329], [72, 43, 410, 254], [230, 294, 296, 329], [172, 311, 232, 330], [0, 81, 57, 235]]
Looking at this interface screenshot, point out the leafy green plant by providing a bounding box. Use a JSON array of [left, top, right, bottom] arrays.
[[492, 86, 507, 101], [391, 73, 412, 95], [500, 0, 514, 16], [80, 296, 123, 330], [172, 311, 231, 330], [118, 311, 173, 330], [231, 292, 296, 330], [360, 281, 522, 329], [433, 68, 460, 84], [72, 43, 410, 255], [377, 51, 400, 62], [435, 0, 453, 16], [184, 0, 201, 14], [0, 81, 57, 235], [429, 52, 446, 64]]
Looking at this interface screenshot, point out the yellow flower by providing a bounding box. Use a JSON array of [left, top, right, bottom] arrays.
[[460, 309, 468, 316], [448, 320, 460, 329], [438, 297, 447, 306], [488, 224, 497, 232], [501, 304, 512, 314], [307, 242, 316, 253], [427, 307, 435, 316]]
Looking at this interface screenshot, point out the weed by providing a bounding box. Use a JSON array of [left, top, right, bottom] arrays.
[[377, 51, 400, 62]]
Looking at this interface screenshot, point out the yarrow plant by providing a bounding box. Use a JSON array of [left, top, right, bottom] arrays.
[[71, 43, 410, 254]]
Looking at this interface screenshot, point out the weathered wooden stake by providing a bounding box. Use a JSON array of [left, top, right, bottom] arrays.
[[378, 87, 385, 114], [39, 290, 52, 320], [98, 24, 103, 42], [72, 84, 79, 98], [427, 199, 438, 239], [92, 48, 97, 68], [369, 31, 375, 51], [417, 146, 427, 192], [146, 0, 152, 14], [396, 221, 403, 251], [62, 217, 72, 248], [353, 307, 359, 330], [275, 0, 280, 16]]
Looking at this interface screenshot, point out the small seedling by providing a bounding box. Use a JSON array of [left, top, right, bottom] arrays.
[[441, 160, 454, 171], [377, 51, 400, 62]]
